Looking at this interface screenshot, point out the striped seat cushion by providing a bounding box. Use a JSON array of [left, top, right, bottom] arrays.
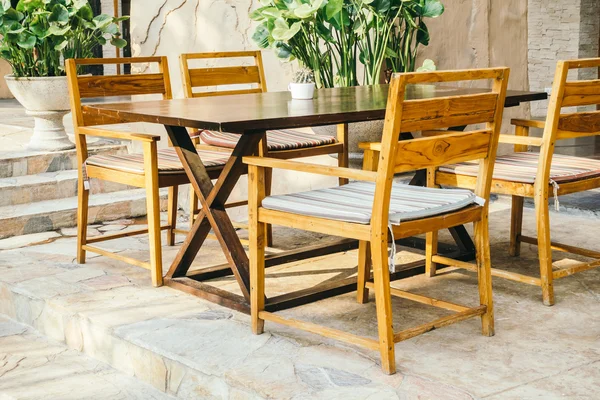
[[262, 182, 481, 225], [199, 129, 337, 151], [86, 148, 229, 175], [439, 152, 600, 184]]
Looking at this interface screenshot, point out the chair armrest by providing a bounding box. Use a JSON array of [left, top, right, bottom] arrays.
[[499, 134, 543, 146], [78, 127, 160, 143], [243, 156, 378, 182], [358, 142, 382, 151], [511, 118, 545, 129], [194, 143, 233, 154]]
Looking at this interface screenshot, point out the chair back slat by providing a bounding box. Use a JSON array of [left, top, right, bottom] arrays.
[[188, 66, 261, 88], [393, 129, 492, 173], [66, 56, 171, 128], [77, 73, 167, 98], [180, 51, 267, 98], [562, 79, 600, 107], [400, 93, 498, 132], [556, 111, 600, 138]]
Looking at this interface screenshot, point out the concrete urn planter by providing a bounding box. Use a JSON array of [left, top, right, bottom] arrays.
[[313, 120, 385, 169], [4, 75, 74, 151]]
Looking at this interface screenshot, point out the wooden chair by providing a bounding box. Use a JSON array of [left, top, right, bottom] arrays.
[[434, 58, 600, 306], [180, 51, 349, 243], [244, 68, 510, 374], [65, 56, 231, 287]]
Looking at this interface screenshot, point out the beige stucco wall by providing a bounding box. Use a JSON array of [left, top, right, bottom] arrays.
[[0, 60, 14, 99]]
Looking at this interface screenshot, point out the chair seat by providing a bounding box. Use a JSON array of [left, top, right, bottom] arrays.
[[199, 129, 337, 151], [261, 182, 481, 225], [439, 152, 600, 184], [86, 148, 229, 175]]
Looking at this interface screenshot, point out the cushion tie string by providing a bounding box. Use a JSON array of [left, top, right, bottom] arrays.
[[82, 161, 90, 191], [550, 179, 560, 211], [388, 222, 396, 274]]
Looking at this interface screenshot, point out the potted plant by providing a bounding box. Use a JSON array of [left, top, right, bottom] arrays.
[[289, 67, 315, 99], [251, 0, 444, 166], [0, 0, 127, 151]]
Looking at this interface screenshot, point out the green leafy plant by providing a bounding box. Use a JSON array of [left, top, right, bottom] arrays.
[[0, 0, 128, 77], [251, 0, 444, 88]]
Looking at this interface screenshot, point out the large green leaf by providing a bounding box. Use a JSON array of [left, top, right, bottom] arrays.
[[49, 4, 68, 24], [110, 37, 127, 48], [29, 14, 47, 36], [252, 22, 270, 48], [419, 0, 444, 18], [45, 24, 69, 36], [0, 0, 11, 14], [77, 4, 93, 20], [416, 22, 429, 45], [16, 0, 45, 12], [325, 0, 342, 20], [92, 13, 112, 29], [293, 0, 324, 19], [272, 17, 301, 40], [16, 32, 35, 48]]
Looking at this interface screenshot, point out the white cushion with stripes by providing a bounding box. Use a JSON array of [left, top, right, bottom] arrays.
[[261, 182, 481, 225]]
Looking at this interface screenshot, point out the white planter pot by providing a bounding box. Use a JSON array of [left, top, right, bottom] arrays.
[[4, 75, 74, 151], [313, 120, 385, 169], [288, 82, 315, 100]]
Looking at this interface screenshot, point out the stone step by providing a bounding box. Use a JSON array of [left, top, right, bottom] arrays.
[[0, 141, 127, 178], [0, 169, 132, 207], [0, 316, 174, 400], [0, 189, 167, 239]]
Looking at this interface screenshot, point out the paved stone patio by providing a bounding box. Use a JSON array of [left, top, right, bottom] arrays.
[[0, 316, 173, 399], [0, 195, 598, 399]]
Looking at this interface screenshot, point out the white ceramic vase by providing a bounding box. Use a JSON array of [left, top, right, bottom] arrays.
[[288, 82, 316, 100], [4, 75, 74, 151]]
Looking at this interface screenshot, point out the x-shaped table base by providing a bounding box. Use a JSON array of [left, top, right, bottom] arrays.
[[162, 125, 476, 314]]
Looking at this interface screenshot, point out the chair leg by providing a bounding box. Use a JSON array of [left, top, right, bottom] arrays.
[[356, 240, 371, 304], [535, 194, 555, 306], [76, 181, 89, 264], [166, 185, 178, 246], [474, 217, 495, 337], [189, 187, 199, 230], [249, 164, 266, 334], [264, 167, 274, 247], [143, 142, 164, 287], [425, 231, 438, 277], [509, 195, 524, 257], [370, 238, 396, 375]]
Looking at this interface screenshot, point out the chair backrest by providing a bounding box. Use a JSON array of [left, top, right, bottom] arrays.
[[372, 68, 510, 230], [65, 56, 172, 130], [179, 51, 267, 98], [536, 58, 600, 188]]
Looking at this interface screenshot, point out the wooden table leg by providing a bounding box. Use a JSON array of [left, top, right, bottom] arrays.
[[164, 125, 263, 301]]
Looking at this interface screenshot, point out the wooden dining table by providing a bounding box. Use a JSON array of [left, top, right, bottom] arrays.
[[83, 84, 547, 313]]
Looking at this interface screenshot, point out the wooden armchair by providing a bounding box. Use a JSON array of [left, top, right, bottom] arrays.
[[434, 58, 600, 305], [244, 68, 509, 374], [180, 51, 349, 243], [65, 57, 230, 287]]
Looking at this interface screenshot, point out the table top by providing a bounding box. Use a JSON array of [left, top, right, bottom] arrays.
[[83, 85, 547, 133]]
